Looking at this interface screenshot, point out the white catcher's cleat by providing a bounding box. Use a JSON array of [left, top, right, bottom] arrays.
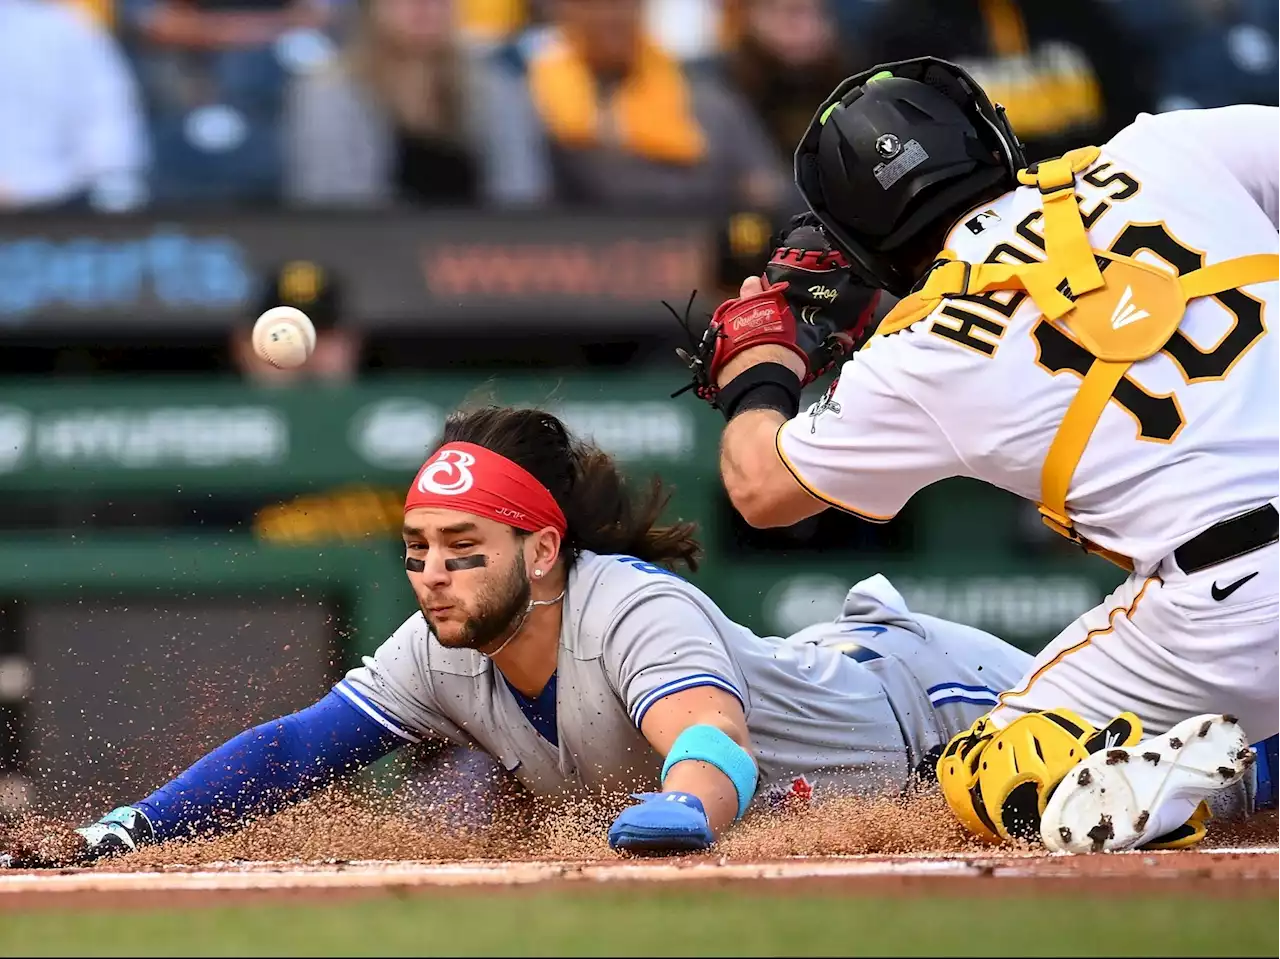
[[1040, 713, 1254, 854]]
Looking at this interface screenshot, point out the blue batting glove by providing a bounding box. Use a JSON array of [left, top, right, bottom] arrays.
[[607, 791, 714, 854]]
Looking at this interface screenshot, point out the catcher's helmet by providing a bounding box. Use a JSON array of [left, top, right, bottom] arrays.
[[794, 57, 1026, 298]]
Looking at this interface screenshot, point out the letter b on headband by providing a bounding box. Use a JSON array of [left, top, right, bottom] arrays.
[[417, 449, 476, 496], [405, 442, 568, 536]]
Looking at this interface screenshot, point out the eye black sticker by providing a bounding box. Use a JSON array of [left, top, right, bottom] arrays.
[[444, 555, 488, 572]]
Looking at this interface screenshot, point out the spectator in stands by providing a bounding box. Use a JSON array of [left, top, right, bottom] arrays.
[[822, 0, 886, 44], [478, 0, 787, 212], [1106, 0, 1278, 112], [851, 0, 1158, 163], [724, 0, 854, 168], [0, 0, 150, 212], [456, 0, 528, 46], [119, 0, 342, 204], [646, 0, 723, 63], [65, 0, 114, 29], [231, 260, 363, 385], [283, 0, 482, 207]]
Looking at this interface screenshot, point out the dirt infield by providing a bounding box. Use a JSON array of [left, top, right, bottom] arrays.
[[1, 846, 1275, 912], [3, 794, 1275, 911]]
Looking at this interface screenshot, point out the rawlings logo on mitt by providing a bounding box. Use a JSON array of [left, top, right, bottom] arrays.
[[672, 214, 882, 407]]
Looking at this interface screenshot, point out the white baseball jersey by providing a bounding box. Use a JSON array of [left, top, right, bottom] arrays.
[[778, 106, 1279, 573], [337, 552, 1029, 809]]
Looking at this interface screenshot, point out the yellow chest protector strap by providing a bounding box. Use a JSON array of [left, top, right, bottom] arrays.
[[1039, 252, 1279, 569], [1017, 148, 1107, 305], [868, 146, 1279, 569], [876, 147, 1108, 338]]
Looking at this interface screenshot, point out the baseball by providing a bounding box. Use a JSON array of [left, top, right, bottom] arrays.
[[252, 305, 317, 369]]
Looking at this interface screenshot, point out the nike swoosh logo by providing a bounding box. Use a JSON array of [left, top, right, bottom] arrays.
[[841, 625, 888, 636], [1211, 571, 1258, 602]]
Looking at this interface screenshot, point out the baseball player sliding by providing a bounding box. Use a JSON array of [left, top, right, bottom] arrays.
[[6, 404, 1043, 865], [679, 56, 1278, 853]]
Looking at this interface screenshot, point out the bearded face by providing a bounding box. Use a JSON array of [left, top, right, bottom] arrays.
[[424, 549, 530, 651]]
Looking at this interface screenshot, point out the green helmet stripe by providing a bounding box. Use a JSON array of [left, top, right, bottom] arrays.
[[822, 70, 893, 125]]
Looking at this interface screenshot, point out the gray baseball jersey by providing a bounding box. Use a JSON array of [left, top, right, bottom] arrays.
[[337, 552, 1031, 809]]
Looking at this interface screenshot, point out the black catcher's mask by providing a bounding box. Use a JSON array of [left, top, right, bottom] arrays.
[[794, 57, 1027, 298]]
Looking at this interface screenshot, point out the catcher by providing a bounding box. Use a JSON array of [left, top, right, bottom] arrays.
[[677, 57, 1277, 853], [6, 404, 1043, 865]]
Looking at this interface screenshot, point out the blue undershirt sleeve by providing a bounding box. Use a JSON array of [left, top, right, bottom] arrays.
[[132, 688, 407, 843]]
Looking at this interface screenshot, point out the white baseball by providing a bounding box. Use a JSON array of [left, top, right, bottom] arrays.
[[252, 305, 317, 369]]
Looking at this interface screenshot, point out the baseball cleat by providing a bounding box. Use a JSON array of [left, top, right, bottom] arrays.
[[1040, 713, 1253, 854]]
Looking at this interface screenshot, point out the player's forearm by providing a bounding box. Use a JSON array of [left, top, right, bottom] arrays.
[[640, 687, 757, 838], [720, 410, 820, 528], [660, 758, 741, 835], [720, 409, 785, 516], [132, 690, 403, 842]]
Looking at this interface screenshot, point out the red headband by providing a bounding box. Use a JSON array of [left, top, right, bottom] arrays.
[[404, 442, 567, 536]]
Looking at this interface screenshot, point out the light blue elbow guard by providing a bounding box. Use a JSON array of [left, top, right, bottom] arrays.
[[661, 724, 758, 821]]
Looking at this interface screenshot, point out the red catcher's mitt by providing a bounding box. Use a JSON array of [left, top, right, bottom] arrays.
[[673, 215, 881, 406]]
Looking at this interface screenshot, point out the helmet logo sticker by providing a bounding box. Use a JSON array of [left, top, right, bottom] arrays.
[[875, 134, 901, 158], [873, 138, 929, 190]]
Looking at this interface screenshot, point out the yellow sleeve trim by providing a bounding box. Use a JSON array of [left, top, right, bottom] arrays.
[[773, 422, 897, 524]]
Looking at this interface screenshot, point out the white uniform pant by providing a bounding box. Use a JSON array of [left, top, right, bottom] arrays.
[[988, 542, 1278, 744]]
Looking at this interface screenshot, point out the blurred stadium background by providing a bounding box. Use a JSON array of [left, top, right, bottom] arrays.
[[0, 0, 1275, 822]]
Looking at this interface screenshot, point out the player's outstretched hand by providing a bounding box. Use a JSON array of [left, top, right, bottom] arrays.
[[607, 791, 714, 855], [1, 806, 155, 869]]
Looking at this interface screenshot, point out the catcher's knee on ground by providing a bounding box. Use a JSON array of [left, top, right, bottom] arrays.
[[937, 708, 1142, 844]]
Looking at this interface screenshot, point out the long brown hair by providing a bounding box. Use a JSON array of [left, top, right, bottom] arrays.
[[438, 405, 703, 572], [346, 0, 467, 142]]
